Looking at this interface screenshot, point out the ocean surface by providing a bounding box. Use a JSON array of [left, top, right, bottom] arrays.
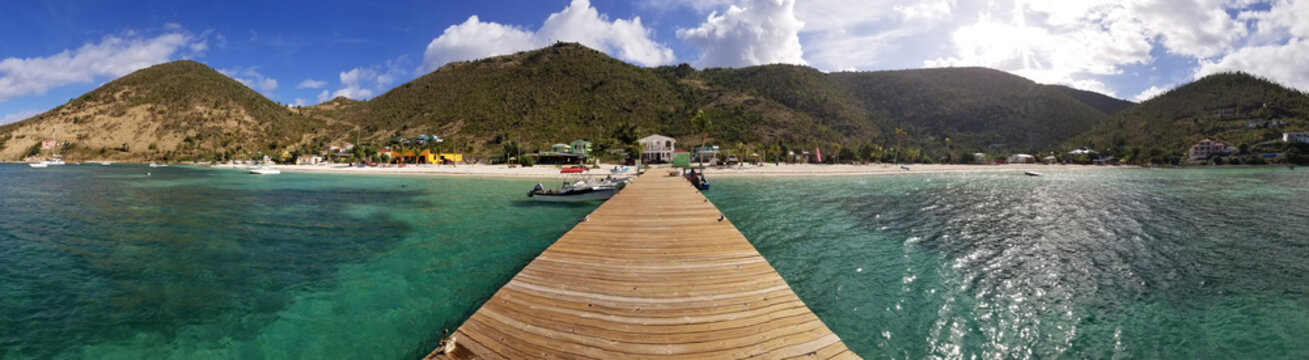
[[707, 167, 1309, 359], [0, 164, 595, 359], [3, 165, 1307, 359]]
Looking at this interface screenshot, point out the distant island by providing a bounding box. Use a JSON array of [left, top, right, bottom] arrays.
[[1, 42, 1306, 166]]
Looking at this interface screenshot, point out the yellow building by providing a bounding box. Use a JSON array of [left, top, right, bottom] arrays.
[[418, 149, 463, 164]]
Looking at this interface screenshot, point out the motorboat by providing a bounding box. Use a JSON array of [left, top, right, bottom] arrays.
[[29, 161, 48, 168], [149, 162, 169, 168], [46, 157, 65, 166], [609, 166, 630, 174], [684, 169, 709, 190], [100, 161, 112, 166], [527, 171, 630, 202], [1024, 170, 1042, 177], [249, 165, 281, 175]]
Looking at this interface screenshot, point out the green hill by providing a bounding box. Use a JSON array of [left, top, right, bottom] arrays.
[[1051, 85, 1135, 115], [329, 43, 687, 153], [830, 67, 1113, 154], [1068, 72, 1309, 163], [0, 60, 332, 162], [694, 64, 886, 141], [2, 44, 1153, 163]]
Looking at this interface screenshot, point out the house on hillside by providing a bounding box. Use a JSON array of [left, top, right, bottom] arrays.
[[1188, 139, 1234, 162], [1284, 132, 1309, 143], [639, 135, 675, 163]]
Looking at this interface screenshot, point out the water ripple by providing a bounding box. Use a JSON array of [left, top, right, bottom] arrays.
[[710, 168, 1309, 359]]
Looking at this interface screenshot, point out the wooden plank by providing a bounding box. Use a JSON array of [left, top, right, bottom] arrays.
[[427, 173, 858, 359]]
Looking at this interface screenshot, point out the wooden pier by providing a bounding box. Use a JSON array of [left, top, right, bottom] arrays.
[[429, 173, 857, 359]]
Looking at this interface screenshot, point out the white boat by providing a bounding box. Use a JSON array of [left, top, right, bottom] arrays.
[[29, 127, 62, 168], [1024, 170, 1042, 177], [149, 162, 169, 168], [100, 162, 112, 166], [527, 170, 630, 202], [248, 165, 281, 175]]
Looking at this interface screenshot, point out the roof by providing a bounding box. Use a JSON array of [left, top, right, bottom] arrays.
[[638, 134, 674, 142], [570, 139, 591, 144]]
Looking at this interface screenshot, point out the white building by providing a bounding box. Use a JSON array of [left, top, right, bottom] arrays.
[[1188, 139, 1234, 162], [1283, 132, 1309, 143], [1007, 154, 1035, 164], [639, 134, 676, 163]]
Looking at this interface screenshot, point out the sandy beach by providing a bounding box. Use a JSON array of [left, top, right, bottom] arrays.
[[208, 162, 1127, 178]]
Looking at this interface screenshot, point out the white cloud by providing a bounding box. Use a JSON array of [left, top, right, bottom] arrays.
[[0, 30, 200, 104], [1127, 0, 1246, 58], [420, 16, 536, 73], [677, 0, 806, 68], [329, 57, 407, 100], [317, 90, 330, 103], [419, 0, 674, 73], [1196, 37, 1309, 91], [296, 78, 326, 89], [333, 67, 377, 99], [0, 109, 42, 125], [1133, 85, 1170, 102], [219, 67, 278, 94]]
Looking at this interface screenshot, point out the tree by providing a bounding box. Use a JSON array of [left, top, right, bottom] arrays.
[[893, 128, 908, 164], [830, 142, 842, 164], [691, 109, 712, 166], [734, 142, 747, 166], [944, 137, 953, 163]]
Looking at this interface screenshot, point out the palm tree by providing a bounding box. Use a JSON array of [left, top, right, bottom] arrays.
[[944, 137, 952, 163], [691, 110, 712, 166], [893, 128, 908, 164], [734, 142, 747, 166]]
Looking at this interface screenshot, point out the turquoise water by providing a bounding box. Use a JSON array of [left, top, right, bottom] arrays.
[[0, 164, 595, 359], [707, 168, 1309, 358]]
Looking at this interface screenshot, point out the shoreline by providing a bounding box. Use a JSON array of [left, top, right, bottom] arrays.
[[199, 162, 1139, 178]]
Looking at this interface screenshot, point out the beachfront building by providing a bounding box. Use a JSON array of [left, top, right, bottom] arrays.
[[1188, 139, 1234, 162], [570, 140, 593, 157], [1284, 132, 1309, 143], [973, 153, 987, 164], [296, 155, 324, 165], [692, 145, 720, 163], [1008, 154, 1036, 164], [639, 134, 676, 163]]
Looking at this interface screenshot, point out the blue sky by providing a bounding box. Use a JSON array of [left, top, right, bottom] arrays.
[[3, 0, 1306, 125]]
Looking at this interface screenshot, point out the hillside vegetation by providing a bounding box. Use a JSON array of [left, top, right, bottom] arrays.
[[1069, 72, 1309, 163], [3, 43, 1158, 163], [0, 60, 335, 161], [830, 67, 1116, 154]]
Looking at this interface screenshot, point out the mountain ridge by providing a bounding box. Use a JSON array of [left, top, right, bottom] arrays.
[[2, 43, 1230, 164]]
